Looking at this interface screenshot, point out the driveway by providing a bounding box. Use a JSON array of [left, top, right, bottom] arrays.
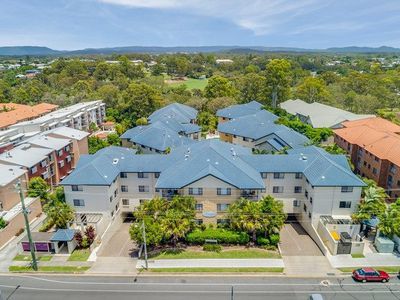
[[279, 223, 323, 256], [97, 221, 137, 257]]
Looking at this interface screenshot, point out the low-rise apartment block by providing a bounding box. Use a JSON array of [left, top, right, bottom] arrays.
[[216, 100, 263, 123], [0, 164, 42, 249], [334, 117, 400, 199], [61, 141, 365, 248], [121, 103, 201, 153]]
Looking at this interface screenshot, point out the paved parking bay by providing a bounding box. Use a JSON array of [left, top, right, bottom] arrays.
[[97, 221, 137, 257], [279, 223, 323, 256]]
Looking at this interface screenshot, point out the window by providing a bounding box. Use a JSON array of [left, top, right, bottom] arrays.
[[65, 145, 70, 152], [308, 212, 312, 219], [154, 172, 160, 178], [40, 160, 47, 168], [217, 219, 230, 226], [217, 188, 231, 195], [295, 173, 303, 179], [294, 186, 302, 193], [195, 219, 203, 225], [109, 196, 113, 202], [261, 172, 267, 179], [138, 172, 149, 178], [341, 186, 353, 193], [139, 185, 149, 192], [114, 189, 118, 197], [71, 185, 83, 192], [303, 203, 307, 212], [309, 197, 313, 204], [189, 188, 203, 195], [243, 137, 251, 142], [122, 199, 129, 206], [57, 149, 63, 157], [30, 166, 38, 174], [274, 172, 285, 179], [293, 200, 300, 207], [195, 203, 203, 211], [120, 172, 128, 178], [217, 203, 230, 211], [121, 185, 128, 192], [58, 160, 64, 168], [375, 156, 380, 162], [273, 186, 284, 193], [372, 168, 378, 175], [339, 201, 352, 208], [66, 155, 72, 163], [73, 199, 85, 207]]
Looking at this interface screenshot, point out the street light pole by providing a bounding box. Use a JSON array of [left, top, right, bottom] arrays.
[[231, 285, 234, 300], [16, 179, 37, 271], [141, 220, 148, 270]]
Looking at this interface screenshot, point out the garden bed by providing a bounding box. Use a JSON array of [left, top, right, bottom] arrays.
[[68, 248, 91, 261]]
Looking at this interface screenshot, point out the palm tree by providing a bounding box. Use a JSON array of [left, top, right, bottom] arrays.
[[135, 197, 168, 221], [352, 186, 387, 222], [259, 195, 286, 235], [161, 209, 192, 247], [228, 198, 264, 243], [378, 199, 400, 237], [44, 200, 74, 229]]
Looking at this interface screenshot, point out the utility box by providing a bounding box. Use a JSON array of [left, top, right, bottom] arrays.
[[375, 236, 395, 253]]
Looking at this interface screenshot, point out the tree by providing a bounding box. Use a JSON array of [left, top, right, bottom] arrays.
[[106, 133, 121, 146], [43, 189, 74, 229], [228, 198, 264, 243], [161, 209, 192, 247], [236, 73, 268, 104], [352, 186, 387, 222], [265, 59, 292, 108], [204, 76, 237, 99], [89, 122, 98, 133], [206, 97, 237, 114], [27, 177, 50, 201], [197, 111, 218, 133], [135, 117, 148, 126], [295, 77, 330, 103], [88, 136, 108, 154], [259, 196, 286, 236], [129, 217, 164, 247]]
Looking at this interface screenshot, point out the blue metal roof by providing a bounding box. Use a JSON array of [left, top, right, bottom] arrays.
[[148, 103, 198, 124], [62, 142, 365, 188], [218, 110, 309, 149], [50, 229, 76, 242], [216, 101, 263, 118]]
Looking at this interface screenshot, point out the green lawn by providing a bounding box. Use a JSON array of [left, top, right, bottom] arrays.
[[339, 266, 400, 273], [13, 255, 52, 262], [168, 78, 209, 90], [149, 267, 284, 273], [68, 249, 91, 261], [351, 253, 365, 258], [9, 266, 91, 273], [149, 248, 281, 259]]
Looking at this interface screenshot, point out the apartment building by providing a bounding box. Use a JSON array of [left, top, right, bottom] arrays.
[[280, 99, 374, 129], [334, 117, 400, 199], [121, 103, 200, 153], [218, 110, 309, 152], [61, 141, 365, 242], [0, 164, 42, 248], [0, 102, 58, 131], [216, 100, 263, 124], [10, 100, 105, 134]]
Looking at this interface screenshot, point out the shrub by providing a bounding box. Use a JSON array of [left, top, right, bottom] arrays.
[[269, 234, 280, 246], [81, 237, 89, 249], [75, 231, 84, 248], [203, 244, 222, 252], [256, 237, 270, 246], [39, 220, 54, 232], [186, 228, 249, 245], [84, 226, 96, 245], [0, 217, 7, 229]]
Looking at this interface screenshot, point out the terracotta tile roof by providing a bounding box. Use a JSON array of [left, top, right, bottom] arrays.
[[335, 117, 400, 166], [0, 102, 59, 129]]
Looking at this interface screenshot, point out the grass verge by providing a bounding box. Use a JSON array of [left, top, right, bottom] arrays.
[[68, 249, 91, 261], [150, 249, 281, 259], [149, 267, 284, 273], [13, 255, 52, 262], [339, 266, 400, 273], [351, 253, 365, 258], [168, 78, 209, 90], [9, 266, 90, 273]]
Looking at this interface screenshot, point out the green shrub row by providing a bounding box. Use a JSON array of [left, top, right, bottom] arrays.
[[203, 244, 222, 252], [187, 228, 249, 245], [256, 234, 280, 246]]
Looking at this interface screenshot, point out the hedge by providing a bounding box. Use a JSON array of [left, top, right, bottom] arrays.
[[203, 244, 222, 252], [187, 228, 249, 245]]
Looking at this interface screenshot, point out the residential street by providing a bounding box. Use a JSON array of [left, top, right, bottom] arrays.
[[1, 274, 400, 300]]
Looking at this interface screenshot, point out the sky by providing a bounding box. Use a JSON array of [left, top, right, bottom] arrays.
[[1, 0, 400, 50]]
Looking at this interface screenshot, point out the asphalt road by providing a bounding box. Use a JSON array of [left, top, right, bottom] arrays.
[[0, 274, 400, 300]]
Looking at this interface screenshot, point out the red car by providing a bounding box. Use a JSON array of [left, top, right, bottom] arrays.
[[352, 268, 390, 283]]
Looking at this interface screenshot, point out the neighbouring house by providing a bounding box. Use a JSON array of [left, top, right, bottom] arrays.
[[0, 102, 58, 131], [0, 164, 42, 249], [216, 100, 263, 124], [280, 99, 374, 128], [19, 229, 77, 254], [61, 140, 365, 253], [218, 110, 309, 152], [334, 117, 400, 199], [121, 103, 201, 154]]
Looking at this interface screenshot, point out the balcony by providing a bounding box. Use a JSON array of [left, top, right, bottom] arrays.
[[240, 190, 259, 200], [160, 189, 182, 200]]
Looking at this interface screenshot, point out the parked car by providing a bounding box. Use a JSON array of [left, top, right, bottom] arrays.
[[352, 268, 390, 282], [309, 294, 324, 300]]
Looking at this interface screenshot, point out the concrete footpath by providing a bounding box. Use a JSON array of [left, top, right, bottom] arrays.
[[327, 252, 400, 268], [136, 258, 284, 269]]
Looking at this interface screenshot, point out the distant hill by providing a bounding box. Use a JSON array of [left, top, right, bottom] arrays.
[[0, 46, 62, 56], [1, 45, 400, 56]]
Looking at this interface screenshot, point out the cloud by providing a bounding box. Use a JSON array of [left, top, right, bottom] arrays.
[[98, 0, 327, 35]]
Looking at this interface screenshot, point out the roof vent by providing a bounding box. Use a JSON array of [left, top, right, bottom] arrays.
[[184, 154, 189, 160], [215, 161, 219, 165], [300, 155, 307, 161], [112, 158, 119, 165], [321, 175, 325, 179]]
